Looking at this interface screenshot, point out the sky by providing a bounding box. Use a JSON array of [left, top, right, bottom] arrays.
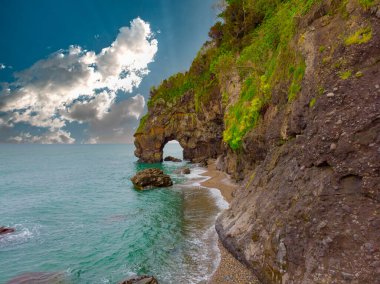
[[0, 0, 218, 144]]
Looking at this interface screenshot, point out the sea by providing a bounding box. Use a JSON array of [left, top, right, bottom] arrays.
[[0, 144, 228, 284]]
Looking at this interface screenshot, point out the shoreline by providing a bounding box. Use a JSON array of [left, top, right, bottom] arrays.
[[199, 161, 260, 284]]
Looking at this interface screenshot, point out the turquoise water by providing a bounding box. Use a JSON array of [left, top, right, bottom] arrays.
[[0, 144, 225, 284]]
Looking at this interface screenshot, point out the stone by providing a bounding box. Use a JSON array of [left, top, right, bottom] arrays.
[[326, 92, 335, 97], [341, 272, 354, 281], [163, 156, 182, 162], [199, 159, 208, 167], [215, 155, 225, 171], [375, 84, 380, 89], [0, 226, 15, 235], [131, 169, 173, 190], [276, 241, 287, 266], [182, 167, 191, 174], [317, 220, 327, 231], [118, 275, 158, 284], [330, 143, 337, 150]]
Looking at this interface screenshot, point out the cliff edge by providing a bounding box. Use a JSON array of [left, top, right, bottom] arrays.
[[134, 0, 380, 283]]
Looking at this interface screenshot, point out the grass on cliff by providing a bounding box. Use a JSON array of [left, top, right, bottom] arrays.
[[140, 0, 365, 151], [221, 0, 317, 150], [345, 26, 372, 45], [142, 0, 318, 149], [135, 114, 148, 134]]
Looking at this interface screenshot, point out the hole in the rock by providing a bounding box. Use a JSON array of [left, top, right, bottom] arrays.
[[163, 140, 183, 161]]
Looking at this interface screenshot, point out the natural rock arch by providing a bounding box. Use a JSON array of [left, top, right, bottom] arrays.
[[134, 91, 224, 163]]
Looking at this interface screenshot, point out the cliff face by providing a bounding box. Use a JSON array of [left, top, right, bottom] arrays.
[[134, 89, 224, 163], [134, 0, 380, 283]]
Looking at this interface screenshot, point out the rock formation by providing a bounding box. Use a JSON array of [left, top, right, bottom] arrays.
[[182, 167, 191, 174], [134, 90, 224, 163], [118, 275, 158, 284], [0, 226, 15, 235], [134, 0, 380, 283], [131, 168, 173, 190], [163, 156, 182, 162], [214, 4, 380, 282]]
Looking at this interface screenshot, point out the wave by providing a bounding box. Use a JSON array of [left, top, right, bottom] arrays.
[[178, 166, 229, 283], [0, 223, 40, 248]]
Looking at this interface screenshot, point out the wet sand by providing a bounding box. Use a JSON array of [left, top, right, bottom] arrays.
[[200, 162, 260, 284]]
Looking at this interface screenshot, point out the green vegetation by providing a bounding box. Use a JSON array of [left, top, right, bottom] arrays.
[[322, 56, 331, 64], [222, 0, 315, 149], [358, 0, 377, 8], [345, 26, 372, 45], [147, 43, 220, 111], [136, 114, 148, 133], [309, 98, 317, 108], [339, 70, 352, 80], [141, 0, 351, 151]]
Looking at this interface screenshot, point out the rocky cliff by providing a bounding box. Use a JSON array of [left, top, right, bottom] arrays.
[[134, 88, 224, 163], [134, 0, 380, 283]]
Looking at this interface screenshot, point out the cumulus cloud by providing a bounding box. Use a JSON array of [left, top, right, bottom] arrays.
[[9, 129, 75, 144], [85, 94, 145, 144], [0, 18, 156, 143]]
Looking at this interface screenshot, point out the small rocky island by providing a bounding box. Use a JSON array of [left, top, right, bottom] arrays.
[[131, 168, 173, 190], [163, 156, 182, 162]]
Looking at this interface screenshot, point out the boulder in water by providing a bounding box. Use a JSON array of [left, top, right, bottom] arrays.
[[118, 275, 158, 284], [131, 168, 173, 190], [182, 167, 191, 174], [163, 156, 182, 162], [0, 226, 15, 235]]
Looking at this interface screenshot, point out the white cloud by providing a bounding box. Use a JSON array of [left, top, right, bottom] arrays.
[[84, 94, 145, 144], [61, 90, 117, 122], [0, 18, 156, 143], [9, 129, 75, 144]]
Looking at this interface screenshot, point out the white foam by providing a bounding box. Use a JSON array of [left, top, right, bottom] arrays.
[[0, 223, 39, 247], [179, 166, 231, 283], [182, 166, 229, 210]]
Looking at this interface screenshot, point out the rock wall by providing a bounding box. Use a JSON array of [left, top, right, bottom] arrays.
[[134, 90, 224, 163], [216, 2, 380, 283]]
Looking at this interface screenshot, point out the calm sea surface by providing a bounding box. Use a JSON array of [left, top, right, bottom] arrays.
[[0, 144, 226, 284]]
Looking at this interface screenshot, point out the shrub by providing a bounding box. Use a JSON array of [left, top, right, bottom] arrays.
[[345, 26, 372, 45], [339, 70, 352, 80]]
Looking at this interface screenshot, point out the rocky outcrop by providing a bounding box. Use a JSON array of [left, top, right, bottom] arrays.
[[163, 156, 182, 162], [182, 167, 191, 174], [134, 1, 380, 283], [119, 275, 158, 284], [216, 3, 380, 284], [173, 167, 191, 175], [134, 90, 224, 163], [0, 226, 15, 235], [131, 168, 173, 190]]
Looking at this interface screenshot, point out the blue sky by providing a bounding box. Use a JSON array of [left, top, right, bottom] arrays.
[[0, 0, 217, 143]]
